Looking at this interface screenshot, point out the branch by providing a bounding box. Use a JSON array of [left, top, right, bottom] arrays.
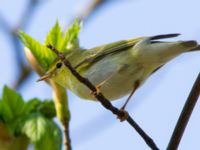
[[0, 0, 45, 90], [47, 44, 159, 150], [51, 82, 71, 150], [75, 0, 107, 22], [12, 0, 46, 90], [15, 0, 41, 30], [24, 47, 72, 150], [65, 0, 109, 29], [167, 72, 200, 150], [0, 14, 11, 33]]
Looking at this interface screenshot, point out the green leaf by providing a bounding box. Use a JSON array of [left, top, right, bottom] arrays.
[[22, 113, 62, 150], [44, 21, 63, 50], [0, 86, 25, 122], [60, 19, 81, 51], [18, 31, 56, 70], [34, 120, 62, 150], [22, 113, 47, 142], [37, 100, 56, 119], [0, 100, 4, 122], [19, 20, 81, 71], [23, 98, 41, 115]]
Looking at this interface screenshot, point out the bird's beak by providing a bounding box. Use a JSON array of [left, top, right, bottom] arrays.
[[37, 73, 52, 82]]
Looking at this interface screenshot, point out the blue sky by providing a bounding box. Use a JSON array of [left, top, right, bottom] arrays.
[[0, 0, 200, 149]]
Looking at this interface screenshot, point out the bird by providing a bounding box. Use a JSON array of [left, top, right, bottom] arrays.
[[38, 33, 199, 109]]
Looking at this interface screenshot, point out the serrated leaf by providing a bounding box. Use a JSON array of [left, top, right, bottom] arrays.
[[19, 20, 81, 71], [22, 113, 62, 150], [19, 31, 56, 70], [38, 100, 56, 119], [23, 98, 41, 115], [44, 21, 63, 50], [22, 113, 47, 142], [0, 86, 25, 122], [61, 19, 81, 51], [34, 119, 62, 150]]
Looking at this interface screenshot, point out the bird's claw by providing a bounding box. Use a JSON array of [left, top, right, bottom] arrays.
[[90, 85, 101, 96], [117, 109, 129, 122]]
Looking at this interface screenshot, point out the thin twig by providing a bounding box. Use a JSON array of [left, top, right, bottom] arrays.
[[51, 82, 71, 150], [0, 14, 11, 33], [65, 0, 109, 29], [47, 44, 159, 150], [167, 72, 200, 150], [63, 118, 71, 150], [0, 0, 44, 90], [76, 0, 107, 22], [16, 0, 40, 30]]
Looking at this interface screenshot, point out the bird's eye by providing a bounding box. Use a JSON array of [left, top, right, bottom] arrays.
[[56, 62, 62, 69]]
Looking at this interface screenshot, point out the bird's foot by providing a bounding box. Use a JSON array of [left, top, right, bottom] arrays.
[[90, 85, 101, 96], [117, 109, 129, 122]]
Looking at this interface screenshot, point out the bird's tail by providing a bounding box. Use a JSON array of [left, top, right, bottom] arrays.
[[133, 34, 199, 65], [189, 45, 200, 52]]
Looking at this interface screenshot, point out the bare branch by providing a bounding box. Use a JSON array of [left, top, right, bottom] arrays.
[[0, 0, 47, 90], [16, 0, 42, 30], [47, 44, 159, 150], [65, 0, 109, 29], [0, 14, 11, 33], [167, 72, 200, 150], [76, 0, 107, 22]]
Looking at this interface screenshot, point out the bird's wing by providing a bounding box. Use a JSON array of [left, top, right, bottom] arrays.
[[75, 33, 180, 69], [74, 37, 143, 69]]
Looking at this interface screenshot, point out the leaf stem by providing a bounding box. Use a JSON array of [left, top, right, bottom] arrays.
[[51, 81, 71, 150]]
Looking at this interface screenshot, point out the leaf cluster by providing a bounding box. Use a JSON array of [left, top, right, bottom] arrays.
[[0, 86, 61, 150], [19, 20, 81, 71]]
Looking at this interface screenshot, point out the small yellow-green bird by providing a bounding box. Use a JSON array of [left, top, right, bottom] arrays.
[[38, 34, 199, 109]]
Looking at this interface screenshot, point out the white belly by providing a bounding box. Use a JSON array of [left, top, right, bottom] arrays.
[[72, 51, 146, 101]]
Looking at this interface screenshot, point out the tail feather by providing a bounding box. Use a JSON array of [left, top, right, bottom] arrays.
[[180, 40, 198, 49], [150, 33, 180, 40], [189, 45, 200, 52]]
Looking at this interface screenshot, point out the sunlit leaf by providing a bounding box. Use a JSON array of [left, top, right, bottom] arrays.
[[44, 21, 63, 50], [22, 113, 48, 142], [22, 113, 62, 150], [19, 31, 56, 70], [34, 119, 62, 150], [19, 20, 81, 71], [0, 86, 25, 122], [61, 19, 81, 50]]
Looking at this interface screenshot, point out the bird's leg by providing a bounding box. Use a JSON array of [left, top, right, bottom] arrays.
[[94, 73, 115, 95], [95, 65, 129, 94], [117, 81, 140, 121], [120, 80, 140, 110], [92, 65, 127, 95]]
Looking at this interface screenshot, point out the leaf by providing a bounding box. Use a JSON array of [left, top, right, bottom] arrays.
[[37, 100, 56, 119], [19, 20, 81, 71], [22, 113, 47, 142], [60, 19, 81, 51], [0, 100, 4, 122], [23, 98, 41, 115], [22, 113, 62, 150], [19, 31, 56, 71], [0, 86, 25, 122], [44, 21, 63, 50], [34, 119, 62, 150]]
